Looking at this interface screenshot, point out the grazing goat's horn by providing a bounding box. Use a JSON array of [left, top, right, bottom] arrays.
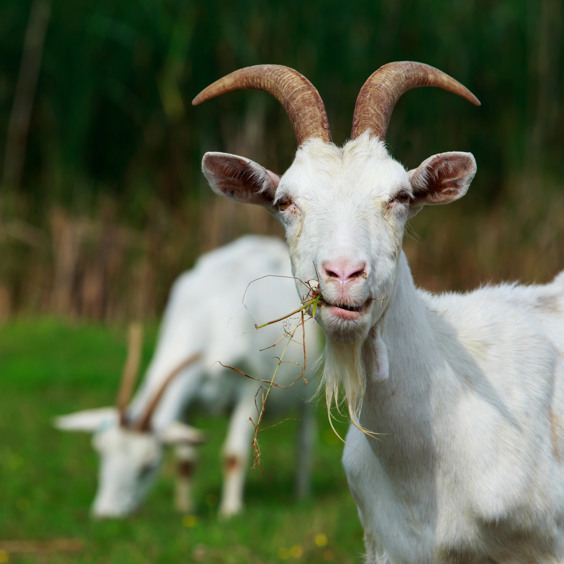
[[351, 61, 481, 141], [117, 323, 144, 428], [192, 64, 332, 145], [135, 353, 201, 433]]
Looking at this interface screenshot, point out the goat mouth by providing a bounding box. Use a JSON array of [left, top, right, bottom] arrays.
[[319, 298, 369, 320]]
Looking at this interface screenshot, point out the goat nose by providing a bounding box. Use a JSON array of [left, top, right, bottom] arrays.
[[321, 258, 367, 283]]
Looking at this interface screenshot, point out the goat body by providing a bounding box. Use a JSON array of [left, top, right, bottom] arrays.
[[194, 63, 564, 561], [56, 235, 319, 518], [343, 257, 564, 562]]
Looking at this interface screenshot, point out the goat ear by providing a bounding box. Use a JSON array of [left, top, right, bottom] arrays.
[[408, 152, 476, 215], [53, 407, 118, 432], [158, 421, 208, 446], [202, 152, 280, 210]]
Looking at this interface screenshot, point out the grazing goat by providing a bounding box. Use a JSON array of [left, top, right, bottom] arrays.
[[193, 63, 564, 562], [56, 235, 319, 519]]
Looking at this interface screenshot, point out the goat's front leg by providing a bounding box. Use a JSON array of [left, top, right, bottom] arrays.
[[174, 444, 198, 513], [219, 397, 255, 518], [295, 398, 316, 500]]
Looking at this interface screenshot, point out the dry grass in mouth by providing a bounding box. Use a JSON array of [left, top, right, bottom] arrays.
[[220, 276, 321, 470]]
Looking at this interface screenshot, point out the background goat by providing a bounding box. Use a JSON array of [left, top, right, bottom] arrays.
[[193, 63, 564, 561], [56, 235, 319, 519]]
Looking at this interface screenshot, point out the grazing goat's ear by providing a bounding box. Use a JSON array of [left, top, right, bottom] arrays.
[[53, 407, 118, 432], [202, 152, 280, 210], [408, 152, 476, 216]]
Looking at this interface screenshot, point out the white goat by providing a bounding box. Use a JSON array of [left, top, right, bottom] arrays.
[[56, 235, 319, 519], [193, 63, 564, 562]]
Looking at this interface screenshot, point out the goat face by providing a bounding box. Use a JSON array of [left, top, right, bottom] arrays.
[[91, 426, 163, 518], [278, 135, 411, 344], [55, 406, 205, 518], [203, 135, 476, 345]]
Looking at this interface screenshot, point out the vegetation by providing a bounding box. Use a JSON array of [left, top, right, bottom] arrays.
[[0, 0, 563, 319], [0, 318, 361, 563]]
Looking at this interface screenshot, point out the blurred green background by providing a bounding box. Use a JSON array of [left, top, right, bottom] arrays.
[[0, 319, 359, 563], [1, 0, 563, 321]]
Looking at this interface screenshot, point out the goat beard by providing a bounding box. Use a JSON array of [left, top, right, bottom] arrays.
[[320, 339, 367, 426]]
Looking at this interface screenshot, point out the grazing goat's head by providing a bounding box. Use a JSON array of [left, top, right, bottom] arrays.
[[55, 325, 205, 518], [194, 62, 479, 419]]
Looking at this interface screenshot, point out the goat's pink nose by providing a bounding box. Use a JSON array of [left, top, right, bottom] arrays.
[[321, 258, 367, 283]]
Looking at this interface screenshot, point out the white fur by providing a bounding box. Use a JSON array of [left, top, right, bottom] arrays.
[[56, 235, 320, 519], [202, 133, 564, 561]]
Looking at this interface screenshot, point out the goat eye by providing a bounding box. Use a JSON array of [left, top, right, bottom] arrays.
[[277, 198, 292, 212], [392, 191, 411, 205]]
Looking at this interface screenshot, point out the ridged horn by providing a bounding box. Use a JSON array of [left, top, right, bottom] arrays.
[[192, 64, 332, 145], [134, 353, 201, 433], [117, 323, 143, 427], [351, 61, 481, 141]]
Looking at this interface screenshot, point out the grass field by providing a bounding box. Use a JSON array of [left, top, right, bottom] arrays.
[[0, 318, 363, 563]]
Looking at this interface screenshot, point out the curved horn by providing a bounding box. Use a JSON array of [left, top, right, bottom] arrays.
[[117, 323, 143, 427], [351, 61, 481, 141], [134, 353, 201, 433], [192, 64, 332, 145]]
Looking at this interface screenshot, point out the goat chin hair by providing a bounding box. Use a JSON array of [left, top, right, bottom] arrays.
[[320, 340, 367, 432]]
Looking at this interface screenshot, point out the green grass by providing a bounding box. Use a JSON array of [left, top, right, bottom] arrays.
[[0, 318, 362, 563]]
